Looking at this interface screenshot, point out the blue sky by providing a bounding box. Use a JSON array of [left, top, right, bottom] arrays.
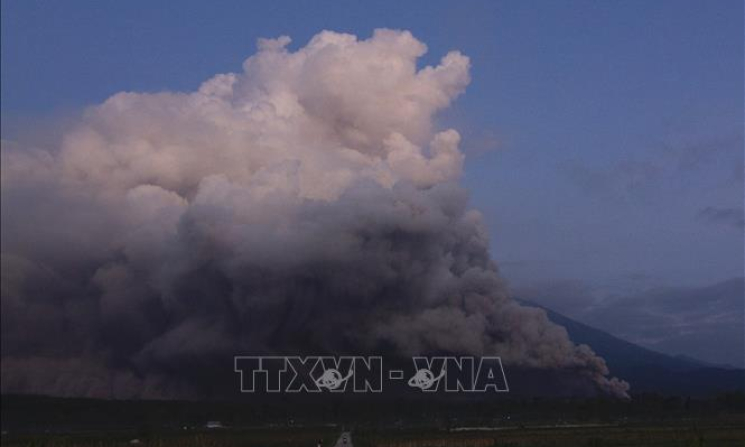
[[2, 0, 743, 364]]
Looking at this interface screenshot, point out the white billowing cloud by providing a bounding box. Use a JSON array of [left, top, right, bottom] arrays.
[[32, 29, 468, 203], [0, 29, 628, 398]]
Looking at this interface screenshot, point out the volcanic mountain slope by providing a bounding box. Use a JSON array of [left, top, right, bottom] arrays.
[[520, 300, 745, 396]]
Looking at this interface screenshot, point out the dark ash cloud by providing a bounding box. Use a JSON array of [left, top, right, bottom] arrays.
[[564, 133, 744, 202], [0, 30, 628, 399], [697, 206, 745, 230]]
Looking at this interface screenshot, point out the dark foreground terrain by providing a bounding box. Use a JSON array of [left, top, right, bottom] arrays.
[[2, 393, 744, 446], [2, 422, 745, 447]]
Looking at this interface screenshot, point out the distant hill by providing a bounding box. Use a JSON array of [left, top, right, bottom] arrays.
[[520, 299, 745, 396]]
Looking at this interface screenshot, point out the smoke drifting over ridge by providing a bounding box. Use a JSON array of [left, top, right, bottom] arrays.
[[1, 30, 628, 398]]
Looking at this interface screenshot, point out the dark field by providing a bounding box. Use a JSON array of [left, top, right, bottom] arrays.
[[356, 422, 745, 447], [0, 428, 338, 447], [3, 423, 745, 447], [2, 394, 744, 447]]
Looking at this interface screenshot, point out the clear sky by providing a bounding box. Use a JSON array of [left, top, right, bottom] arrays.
[[2, 0, 743, 364]]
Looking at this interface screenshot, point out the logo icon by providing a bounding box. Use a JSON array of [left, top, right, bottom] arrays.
[[407, 368, 446, 390], [315, 368, 354, 390]]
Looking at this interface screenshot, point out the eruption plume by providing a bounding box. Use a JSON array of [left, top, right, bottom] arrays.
[[1, 29, 629, 398]]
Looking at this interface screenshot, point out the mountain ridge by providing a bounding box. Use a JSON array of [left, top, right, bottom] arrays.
[[519, 298, 745, 396]]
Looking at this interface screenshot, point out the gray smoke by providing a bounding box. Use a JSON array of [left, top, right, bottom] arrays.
[[1, 29, 629, 399]]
